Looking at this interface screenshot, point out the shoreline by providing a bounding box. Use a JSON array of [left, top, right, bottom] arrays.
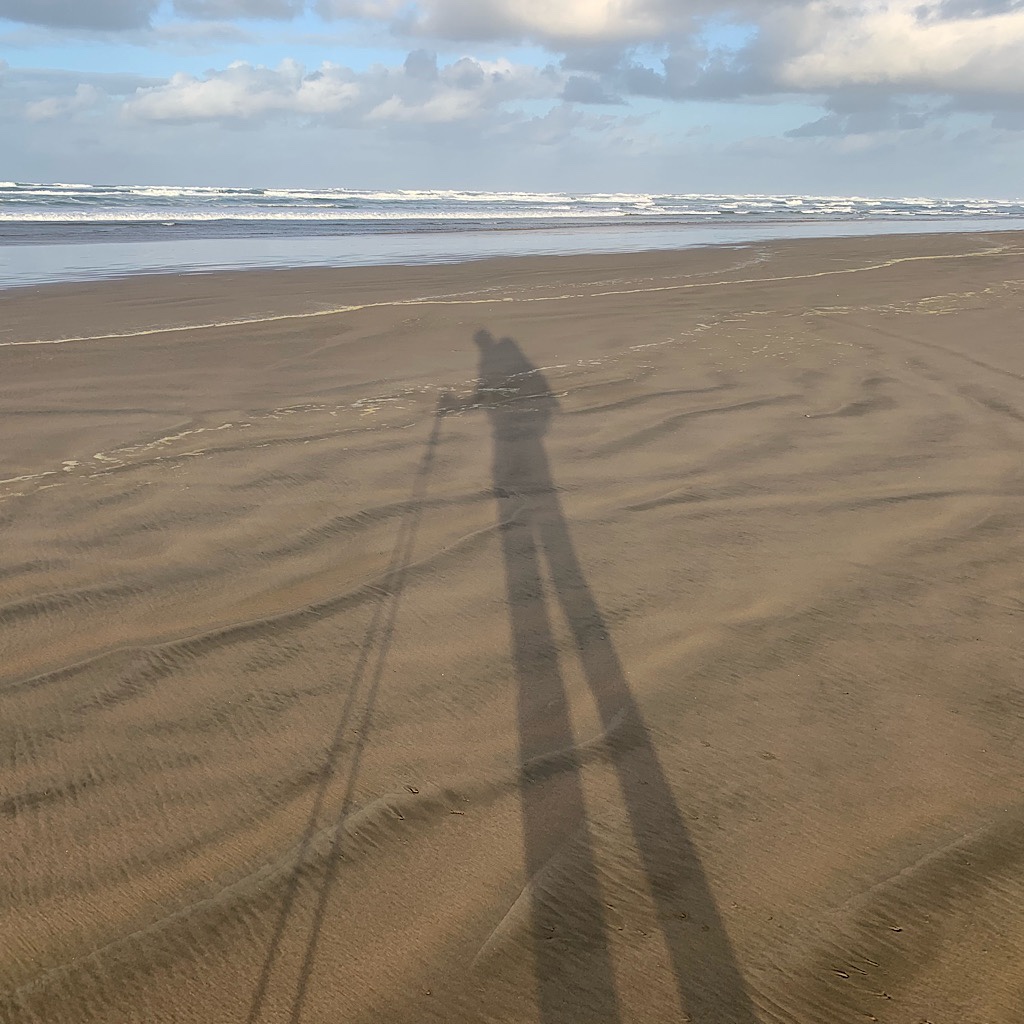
[[5, 229, 1024, 1023], [3, 216, 1024, 290], [3, 229, 1022, 350]]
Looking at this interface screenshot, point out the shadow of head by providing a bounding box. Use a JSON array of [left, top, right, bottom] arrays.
[[474, 330, 558, 432]]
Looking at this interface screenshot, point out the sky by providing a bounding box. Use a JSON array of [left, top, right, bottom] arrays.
[[2, 0, 1023, 196]]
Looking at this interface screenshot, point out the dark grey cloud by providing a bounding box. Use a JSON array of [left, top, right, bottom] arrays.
[[403, 49, 438, 82], [0, 0, 159, 29], [173, 0, 304, 18], [786, 95, 933, 138], [560, 46, 630, 76], [927, 0, 1022, 18], [785, 114, 846, 138], [562, 75, 622, 105], [942, 88, 1024, 128], [993, 108, 1024, 128], [944, 89, 1024, 112], [561, 41, 765, 105], [825, 88, 900, 115], [785, 111, 926, 138]]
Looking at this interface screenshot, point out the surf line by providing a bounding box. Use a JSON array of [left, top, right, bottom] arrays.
[[4, 243, 1019, 349]]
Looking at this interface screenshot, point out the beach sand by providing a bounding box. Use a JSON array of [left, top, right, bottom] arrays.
[[4, 231, 1024, 1024]]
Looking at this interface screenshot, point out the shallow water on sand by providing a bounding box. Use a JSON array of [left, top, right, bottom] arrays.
[[4, 216, 1024, 288]]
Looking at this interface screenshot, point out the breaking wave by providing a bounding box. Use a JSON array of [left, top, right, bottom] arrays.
[[3, 182, 1023, 236]]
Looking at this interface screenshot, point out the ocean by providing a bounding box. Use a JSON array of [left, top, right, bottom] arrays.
[[3, 181, 1024, 288]]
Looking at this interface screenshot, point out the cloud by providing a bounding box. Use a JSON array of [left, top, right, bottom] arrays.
[[784, 89, 933, 136], [125, 59, 361, 120], [7, 62, 1024, 196], [311, 0, 1024, 108], [317, 0, 705, 45], [172, 0, 305, 18], [0, 0, 303, 28], [561, 74, 623, 104], [404, 0, 694, 45], [403, 48, 438, 81], [8, 0, 1024, 165], [993, 108, 1024, 128], [26, 83, 103, 120], [0, 0, 159, 29], [315, 0, 406, 19], [122, 53, 564, 125], [930, 0, 1023, 18], [0, 66, 158, 136], [3, 53, 665, 192], [764, 0, 1024, 95], [786, 107, 928, 136], [8, 1, 1024, 110], [0, 66, 159, 113]]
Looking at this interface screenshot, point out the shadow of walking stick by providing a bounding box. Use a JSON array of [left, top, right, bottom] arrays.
[[247, 400, 446, 1024]]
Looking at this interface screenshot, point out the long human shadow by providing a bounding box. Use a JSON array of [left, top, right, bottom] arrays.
[[474, 330, 759, 1024]]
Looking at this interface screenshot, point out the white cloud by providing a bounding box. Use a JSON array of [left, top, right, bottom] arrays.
[[367, 91, 478, 122], [528, 0, 1024, 117], [766, 0, 1024, 94], [316, 0, 1024, 103], [8, 1, 1024, 104], [125, 59, 361, 120], [26, 82, 102, 120], [122, 53, 564, 124], [7, 0, 1024, 182]]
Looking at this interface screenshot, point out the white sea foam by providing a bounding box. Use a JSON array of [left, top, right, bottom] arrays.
[[3, 181, 1022, 220], [0, 208, 642, 222], [2, 182, 1023, 287]]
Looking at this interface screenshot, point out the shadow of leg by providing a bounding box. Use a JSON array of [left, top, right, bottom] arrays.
[[536, 501, 760, 1024], [498, 484, 621, 1023], [478, 331, 756, 1023]]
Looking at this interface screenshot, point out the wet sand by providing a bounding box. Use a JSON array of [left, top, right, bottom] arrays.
[[4, 232, 1024, 1024]]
